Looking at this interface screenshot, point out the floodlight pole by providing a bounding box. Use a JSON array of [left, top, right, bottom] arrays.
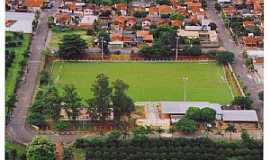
[[182, 77, 188, 101], [101, 37, 104, 61], [175, 36, 179, 60]]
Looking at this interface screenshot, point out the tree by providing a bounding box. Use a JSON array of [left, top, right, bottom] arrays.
[[156, 0, 171, 5], [39, 71, 50, 85], [63, 148, 74, 160], [170, 12, 185, 20], [26, 112, 46, 127], [42, 86, 62, 120], [57, 34, 87, 59], [26, 136, 54, 160], [225, 124, 236, 140], [97, 30, 110, 55], [88, 74, 112, 121], [200, 107, 216, 123], [175, 118, 197, 133], [241, 129, 252, 144], [133, 11, 147, 18], [184, 46, 202, 56], [62, 84, 82, 120], [209, 22, 217, 30], [258, 91, 263, 101], [132, 126, 150, 139], [209, 51, 235, 64], [106, 130, 121, 142], [231, 96, 253, 110], [53, 121, 69, 131], [111, 79, 135, 121], [185, 107, 201, 121]]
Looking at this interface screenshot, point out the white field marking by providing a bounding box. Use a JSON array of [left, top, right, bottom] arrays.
[[222, 66, 234, 98]]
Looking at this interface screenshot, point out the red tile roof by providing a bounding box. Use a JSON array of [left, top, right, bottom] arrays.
[[159, 5, 173, 14], [24, 0, 44, 7]]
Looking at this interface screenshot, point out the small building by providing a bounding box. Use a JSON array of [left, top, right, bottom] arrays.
[[246, 50, 264, 64], [24, 0, 44, 11], [6, 12, 35, 33], [222, 110, 259, 128], [159, 101, 223, 123]]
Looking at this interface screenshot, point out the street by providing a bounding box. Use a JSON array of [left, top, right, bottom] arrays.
[[206, 0, 263, 122]]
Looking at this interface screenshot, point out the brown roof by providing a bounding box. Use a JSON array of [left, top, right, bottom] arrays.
[[186, 2, 201, 9], [171, 20, 182, 27], [55, 13, 71, 24], [113, 16, 126, 24], [126, 16, 137, 25], [149, 6, 158, 14], [223, 6, 236, 16], [242, 36, 263, 46], [24, 0, 43, 7], [115, 3, 127, 10], [111, 33, 123, 41], [243, 20, 255, 28], [159, 5, 173, 14], [137, 30, 150, 37]]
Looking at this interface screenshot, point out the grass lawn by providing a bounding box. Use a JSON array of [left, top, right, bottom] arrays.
[[6, 32, 31, 104], [48, 29, 94, 49], [50, 62, 233, 104], [5, 140, 26, 156]]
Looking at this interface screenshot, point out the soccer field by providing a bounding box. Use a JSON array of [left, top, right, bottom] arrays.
[[50, 62, 233, 104]]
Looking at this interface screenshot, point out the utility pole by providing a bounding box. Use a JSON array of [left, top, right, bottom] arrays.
[[175, 36, 179, 60], [101, 37, 104, 61]]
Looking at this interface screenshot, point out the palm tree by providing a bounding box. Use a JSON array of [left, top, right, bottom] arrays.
[[225, 124, 237, 141]]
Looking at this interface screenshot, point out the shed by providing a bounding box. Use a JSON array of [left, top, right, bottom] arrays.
[[222, 110, 258, 122]]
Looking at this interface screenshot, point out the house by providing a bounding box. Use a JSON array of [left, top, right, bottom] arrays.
[[6, 12, 35, 33], [246, 50, 264, 64], [243, 20, 255, 29], [24, 0, 44, 11], [112, 16, 126, 31], [148, 6, 158, 17], [114, 3, 128, 16], [136, 30, 153, 45], [242, 35, 263, 47], [217, 0, 232, 3], [223, 6, 236, 16], [82, 4, 99, 15], [54, 13, 72, 26], [159, 5, 173, 16], [126, 16, 137, 27], [171, 20, 183, 28], [142, 17, 152, 29], [109, 32, 136, 48]]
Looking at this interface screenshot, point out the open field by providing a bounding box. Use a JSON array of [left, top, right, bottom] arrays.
[[48, 29, 94, 49], [50, 62, 233, 104]]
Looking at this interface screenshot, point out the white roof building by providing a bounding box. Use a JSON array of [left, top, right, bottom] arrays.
[[6, 12, 35, 33], [222, 110, 258, 122], [246, 50, 264, 59]]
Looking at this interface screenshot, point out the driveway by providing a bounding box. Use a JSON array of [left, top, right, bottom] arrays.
[[206, 0, 263, 121]]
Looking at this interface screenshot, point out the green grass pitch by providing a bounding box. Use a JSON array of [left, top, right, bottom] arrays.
[[50, 62, 233, 104]]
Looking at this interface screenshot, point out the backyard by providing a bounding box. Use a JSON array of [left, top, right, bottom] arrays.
[[50, 62, 233, 104], [48, 29, 94, 49]]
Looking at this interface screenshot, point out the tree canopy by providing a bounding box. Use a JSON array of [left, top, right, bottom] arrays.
[[57, 34, 87, 59], [26, 136, 54, 160], [175, 118, 197, 133], [231, 96, 253, 110]]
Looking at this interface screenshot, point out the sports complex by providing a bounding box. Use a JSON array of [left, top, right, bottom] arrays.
[[50, 61, 234, 104]]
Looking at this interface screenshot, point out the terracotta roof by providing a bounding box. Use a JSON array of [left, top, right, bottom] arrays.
[[126, 16, 136, 25], [143, 34, 153, 42], [24, 0, 43, 7], [55, 13, 71, 24], [137, 30, 150, 37], [111, 33, 123, 41], [243, 20, 255, 28], [113, 16, 126, 24], [186, 2, 201, 9], [171, 20, 182, 27], [115, 3, 127, 10], [159, 5, 173, 14], [242, 36, 263, 46], [149, 6, 158, 14], [67, 2, 76, 11], [223, 6, 236, 16]]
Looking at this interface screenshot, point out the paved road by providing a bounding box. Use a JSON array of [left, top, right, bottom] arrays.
[[6, 2, 81, 145], [206, 0, 263, 121]]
